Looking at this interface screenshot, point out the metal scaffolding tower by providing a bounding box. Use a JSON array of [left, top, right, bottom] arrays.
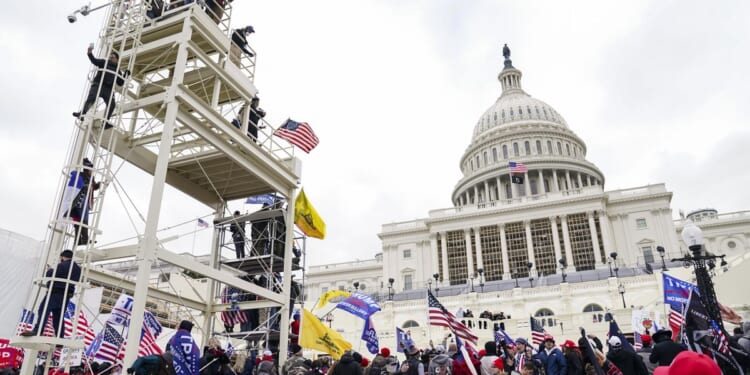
[[12, 1, 302, 373]]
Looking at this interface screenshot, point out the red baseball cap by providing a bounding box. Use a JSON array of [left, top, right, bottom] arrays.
[[653, 351, 720, 375], [492, 357, 505, 370], [560, 339, 578, 349]]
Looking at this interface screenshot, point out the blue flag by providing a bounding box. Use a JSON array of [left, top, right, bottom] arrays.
[[335, 292, 381, 320], [169, 329, 200, 375], [245, 194, 283, 205], [608, 319, 635, 353], [662, 273, 697, 311], [396, 327, 414, 353], [362, 318, 379, 355], [494, 327, 514, 346]]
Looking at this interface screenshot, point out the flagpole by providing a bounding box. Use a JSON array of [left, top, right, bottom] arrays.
[[191, 225, 197, 255]]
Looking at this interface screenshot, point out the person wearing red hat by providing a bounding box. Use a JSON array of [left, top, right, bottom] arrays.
[[653, 351, 721, 375], [560, 340, 583, 375], [368, 348, 390, 375], [534, 335, 566, 375], [635, 334, 657, 374]]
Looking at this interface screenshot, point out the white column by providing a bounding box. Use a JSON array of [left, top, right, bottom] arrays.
[[484, 180, 490, 202], [474, 227, 484, 271], [524, 220, 535, 265], [510, 175, 518, 199], [588, 175, 593, 186], [538, 170, 545, 193], [430, 233, 439, 276], [550, 216, 562, 267], [561, 215, 574, 268], [496, 176, 503, 200], [565, 170, 572, 191], [619, 214, 633, 264], [500, 224, 511, 279], [464, 229, 475, 277], [598, 211, 614, 261], [577, 173, 583, 189], [473, 185, 479, 203], [524, 172, 532, 196], [588, 212, 603, 265], [552, 170, 560, 192], [440, 232, 449, 283]]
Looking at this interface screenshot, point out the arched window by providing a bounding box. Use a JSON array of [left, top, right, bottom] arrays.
[[524, 141, 531, 155], [536, 140, 542, 154], [546, 140, 552, 154], [402, 320, 420, 328], [582, 304, 604, 312], [476, 155, 480, 168], [573, 147, 577, 157], [470, 160, 474, 170], [566, 144, 571, 156], [492, 148, 498, 162], [513, 143, 519, 157], [483, 151, 488, 164], [535, 308, 555, 317], [502, 145, 509, 159], [556, 142, 562, 155]]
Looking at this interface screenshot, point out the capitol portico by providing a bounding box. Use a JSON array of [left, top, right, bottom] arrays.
[[304, 47, 750, 348]]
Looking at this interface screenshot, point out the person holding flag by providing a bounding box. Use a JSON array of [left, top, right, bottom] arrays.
[[168, 320, 200, 375]]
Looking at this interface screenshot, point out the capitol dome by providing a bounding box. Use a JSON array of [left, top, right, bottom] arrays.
[[452, 45, 605, 207]]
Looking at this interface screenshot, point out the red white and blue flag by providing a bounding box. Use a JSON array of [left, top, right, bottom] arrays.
[[633, 331, 643, 350], [509, 161, 528, 174], [427, 290, 477, 345], [197, 218, 209, 229], [88, 324, 125, 363], [63, 302, 96, 347], [530, 316, 547, 346], [16, 309, 35, 335], [274, 119, 320, 153]]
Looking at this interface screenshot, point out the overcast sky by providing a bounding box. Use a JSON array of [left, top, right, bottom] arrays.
[[1, 1, 749, 267]]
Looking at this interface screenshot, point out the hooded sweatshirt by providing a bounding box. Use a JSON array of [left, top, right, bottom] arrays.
[[332, 353, 363, 375], [427, 354, 452, 375]]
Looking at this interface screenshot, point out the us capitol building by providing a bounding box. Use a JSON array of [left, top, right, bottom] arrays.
[[305, 47, 750, 347]]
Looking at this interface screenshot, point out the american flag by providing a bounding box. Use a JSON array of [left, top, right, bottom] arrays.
[[509, 161, 528, 174], [91, 325, 125, 363], [274, 119, 320, 153], [221, 286, 248, 327], [668, 307, 684, 341], [43, 314, 56, 337], [633, 331, 643, 350], [495, 328, 514, 346], [197, 218, 209, 228], [63, 302, 96, 347], [530, 317, 547, 346], [138, 311, 164, 357], [17, 309, 35, 335], [711, 320, 730, 355], [427, 290, 478, 345]]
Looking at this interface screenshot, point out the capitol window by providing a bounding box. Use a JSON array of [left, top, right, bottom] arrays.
[[642, 246, 654, 264], [536, 140, 542, 154], [483, 151, 488, 164], [492, 148, 498, 162], [728, 240, 737, 249], [566, 144, 571, 156], [582, 303, 603, 312], [524, 141, 531, 155], [403, 249, 412, 259], [556, 142, 562, 155], [402, 320, 420, 328], [636, 218, 647, 229], [476, 155, 480, 168], [502, 145, 508, 159], [403, 274, 413, 290], [547, 140, 552, 154], [513, 143, 519, 156]]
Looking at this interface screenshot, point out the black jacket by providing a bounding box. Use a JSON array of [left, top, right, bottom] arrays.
[[648, 340, 685, 366], [231, 30, 253, 56], [606, 349, 647, 375], [331, 353, 362, 375], [564, 351, 584, 375], [47, 259, 81, 296], [88, 52, 124, 88]]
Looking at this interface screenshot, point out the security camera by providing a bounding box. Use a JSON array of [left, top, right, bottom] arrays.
[[68, 14, 77, 23], [79, 5, 91, 16]]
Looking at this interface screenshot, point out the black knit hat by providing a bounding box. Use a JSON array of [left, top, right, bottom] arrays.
[[60, 249, 74, 258], [179, 320, 194, 332]]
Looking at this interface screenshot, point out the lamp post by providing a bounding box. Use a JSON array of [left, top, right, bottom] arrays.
[[433, 273, 440, 296], [674, 221, 727, 332], [514, 267, 520, 288], [610, 252, 619, 278], [469, 275, 475, 292], [559, 258, 567, 283], [656, 246, 668, 271], [618, 283, 626, 308], [527, 262, 534, 288], [387, 278, 394, 301], [325, 313, 334, 328], [353, 281, 360, 291], [477, 268, 485, 293]]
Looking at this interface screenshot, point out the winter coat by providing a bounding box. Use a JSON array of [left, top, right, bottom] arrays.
[[534, 348, 567, 375], [331, 353, 363, 375], [648, 340, 685, 366], [606, 349, 647, 375], [427, 354, 452, 375]]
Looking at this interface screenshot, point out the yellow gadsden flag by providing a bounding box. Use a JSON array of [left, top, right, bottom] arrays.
[[314, 290, 351, 310], [300, 309, 352, 359], [294, 189, 326, 239]]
